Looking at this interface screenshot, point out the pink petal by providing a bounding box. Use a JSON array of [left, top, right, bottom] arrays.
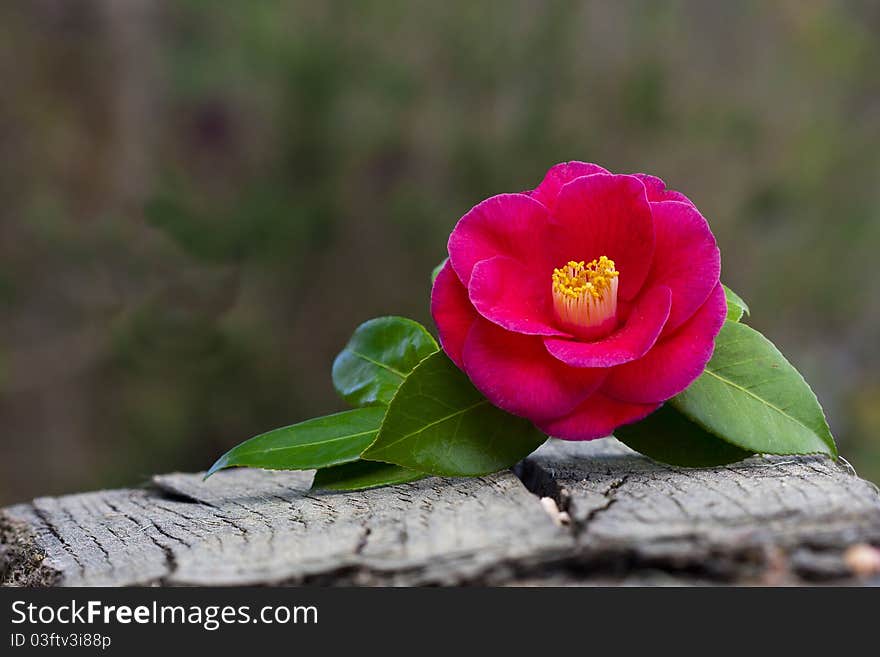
[[550, 174, 655, 300], [646, 200, 721, 333], [544, 286, 672, 368], [448, 193, 550, 287], [469, 255, 571, 337], [430, 259, 479, 368], [530, 161, 610, 211], [536, 392, 660, 441], [603, 283, 727, 404], [632, 173, 695, 206], [462, 318, 606, 422]]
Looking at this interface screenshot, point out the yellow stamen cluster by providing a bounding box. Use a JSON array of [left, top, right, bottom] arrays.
[[551, 257, 620, 338], [552, 257, 619, 300]]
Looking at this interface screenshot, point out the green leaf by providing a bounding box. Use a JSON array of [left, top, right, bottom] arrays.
[[723, 284, 749, 322], [332, 317, 438, 408], [205, 407, 385, 478], [363, 351, 547, 476], [671, 321, 837, 457], [431, 258, 448, 284], [615, 404, 754, 468], [725, 301, 744, 322], [312, 460, 425, 491]]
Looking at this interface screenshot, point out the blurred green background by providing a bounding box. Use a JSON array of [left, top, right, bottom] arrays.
[[1, 0, 879, 504]]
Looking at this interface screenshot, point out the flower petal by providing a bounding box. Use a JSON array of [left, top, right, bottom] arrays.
[[536, 392, 659, 441], [469, 255, 571, 337], [530, 161, 610, 211], [551, 174, 655, 300], [631, 173, 695, 206], [430, 259, 479, 368], [544, 286, 672, 368], [462, 318, 606, 421], [448, 193, 550, 287], [603, 283, 727, 404], [646, 200, 721, 333]]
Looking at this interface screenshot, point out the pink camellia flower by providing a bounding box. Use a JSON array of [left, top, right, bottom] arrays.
[[431, 162, 726, 440]]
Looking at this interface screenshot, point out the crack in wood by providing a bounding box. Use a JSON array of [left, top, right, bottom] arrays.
[[576, 475, 629, 537]]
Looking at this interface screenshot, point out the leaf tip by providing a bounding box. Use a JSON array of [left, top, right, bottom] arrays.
[[827, 441, 839, 460], [203, 455, 229, 481]]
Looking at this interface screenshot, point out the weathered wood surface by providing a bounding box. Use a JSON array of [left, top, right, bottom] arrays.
[[3, 439, 880, 586]]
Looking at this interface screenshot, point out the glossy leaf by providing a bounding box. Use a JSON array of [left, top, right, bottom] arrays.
[[312, 460, 425, 491], [363, 351, 547, 476], [205, 407, 384, 478], [723, 284, 749, 322], [332, 316, 438, 408], [615, 403, 754, 468], [431, 258, 449, 284], [671, 321, 837, 457]]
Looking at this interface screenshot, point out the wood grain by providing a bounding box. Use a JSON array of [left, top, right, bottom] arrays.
[[3, 439, 880, 586]]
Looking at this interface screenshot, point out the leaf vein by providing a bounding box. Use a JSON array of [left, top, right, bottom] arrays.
[[703, 369, 818, 437], [371, 400, 489, 453], [350, 350, 407, 378], [229, 429, 378, 458]]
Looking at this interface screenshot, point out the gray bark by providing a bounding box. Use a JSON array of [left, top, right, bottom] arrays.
[[3, 439, 880, 586]]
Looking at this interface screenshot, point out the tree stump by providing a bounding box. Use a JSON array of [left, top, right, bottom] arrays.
[[3, 439, 880, 586]]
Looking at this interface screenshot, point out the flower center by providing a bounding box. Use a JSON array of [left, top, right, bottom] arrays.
[[551, 256, 620, 339]]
